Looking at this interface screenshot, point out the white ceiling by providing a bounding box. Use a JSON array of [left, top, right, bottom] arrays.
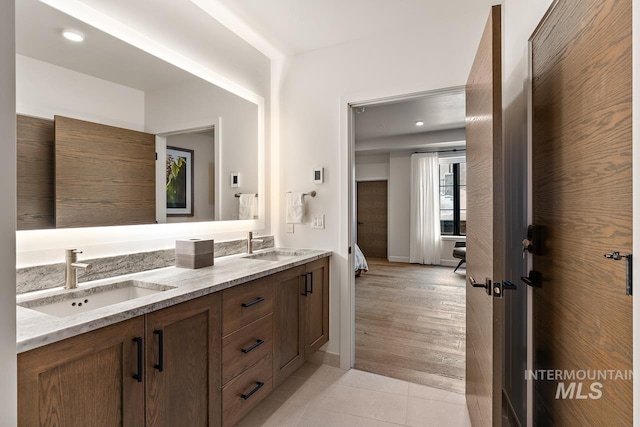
[[16, 0, 196, 92], [214, 0, 483, 55], [354, 89, 465, 142]]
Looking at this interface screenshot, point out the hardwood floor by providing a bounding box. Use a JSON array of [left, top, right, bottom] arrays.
[[355, 259, 466, 394]]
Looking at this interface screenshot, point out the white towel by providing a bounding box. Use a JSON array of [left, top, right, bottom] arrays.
[[286, 192, 304, 224], [239, 194, 257, 220]]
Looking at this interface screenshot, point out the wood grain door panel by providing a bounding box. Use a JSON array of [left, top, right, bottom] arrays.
[[465, 5, 503, 427], [18, 317, 145, 427], [305, 258, 330, 356], [145, 293, 221, 427], [357, 180, 388, 258], [273, 265, 306, 387], [531, 0, 632, 424], [54, 115, 156, 228], [17, 115, 55, 230]]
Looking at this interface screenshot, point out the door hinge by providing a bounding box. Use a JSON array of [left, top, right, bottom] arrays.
[[348, 246, 352, 254], [604, 252, 632, 296], [493, 280, 517, 298]]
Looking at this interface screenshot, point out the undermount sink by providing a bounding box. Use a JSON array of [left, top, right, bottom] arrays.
[[18, 280, 176, 318], [242, 250, 306, 262]]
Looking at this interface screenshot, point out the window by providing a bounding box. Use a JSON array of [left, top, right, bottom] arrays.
[[439, 160, 466, 235]]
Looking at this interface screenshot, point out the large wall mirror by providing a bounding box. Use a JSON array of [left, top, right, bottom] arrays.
[[16, 0, 261, 230]]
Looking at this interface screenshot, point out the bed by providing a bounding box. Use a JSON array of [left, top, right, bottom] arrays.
[[354, 243, 369, 277]]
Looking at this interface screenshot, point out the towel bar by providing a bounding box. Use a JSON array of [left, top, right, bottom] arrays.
[[235, 193, 258, 198], [286, 191, 316, 198]]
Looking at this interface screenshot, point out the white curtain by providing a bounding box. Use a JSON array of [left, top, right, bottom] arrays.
[[410, 153, 441, 265]]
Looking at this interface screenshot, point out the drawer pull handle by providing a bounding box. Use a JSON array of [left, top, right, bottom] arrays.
[[132, 337, 143, 382], [241, 296, 265, 308], [241, 339, 265, 354], [241, 381, 265, 400]]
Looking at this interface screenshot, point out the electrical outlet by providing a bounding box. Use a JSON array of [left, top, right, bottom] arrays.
[[286, 223, 294, 233], [311, 214, 325, 229]]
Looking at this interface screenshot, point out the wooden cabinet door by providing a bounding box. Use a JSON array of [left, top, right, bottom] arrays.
[[273, 265, 306, 387], [304, 258, 329, 357], [145, 293, 221, 427], [18, 317, 145, 427]]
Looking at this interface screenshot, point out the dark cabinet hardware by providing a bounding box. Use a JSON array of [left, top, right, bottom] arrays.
[[241, 339, 265, 354], [522, 225, 545, 257], [493, 280, 517, 298], [240, 381, 265, 400], [301, 274, 308, 296], [153, 329, 164, 372], [604, 252, 633, 296], [307, 273, 313, 294], [521, 271, 542, 287], [132, 337, 143, 382], [469, 276, 491, 295], [241, 296, 265, 308]]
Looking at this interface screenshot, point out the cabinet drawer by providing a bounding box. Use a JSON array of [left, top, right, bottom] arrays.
[[222, 353, 273, 427], [222, 314, 272, 385], [222, 276, 273, 335]]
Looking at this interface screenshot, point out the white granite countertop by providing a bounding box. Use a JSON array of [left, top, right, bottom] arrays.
[[17, 248, 331, 353]]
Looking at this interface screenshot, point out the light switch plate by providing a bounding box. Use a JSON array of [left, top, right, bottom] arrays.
[[286, 223, 294, 233], [311, 214, 325, 229]]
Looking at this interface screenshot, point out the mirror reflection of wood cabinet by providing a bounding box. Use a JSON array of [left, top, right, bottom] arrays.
[[17, 114, 156, 229], [16, 114, 54, 230], [55, 116, 156, 228]]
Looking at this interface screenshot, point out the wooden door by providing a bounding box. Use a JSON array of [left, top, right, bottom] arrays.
[[18, 317, 145, 427], [145, 294, 221, 427], [465, 5, 503, 426], [304, 258, 330, 357], [531, 0, 632, 424], [357, 180, 388, 258], [273, 265, 306, 387]]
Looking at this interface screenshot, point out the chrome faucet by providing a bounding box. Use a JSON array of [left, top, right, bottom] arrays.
[[247, 232, 264, 254], [64, 249, 93, 290]]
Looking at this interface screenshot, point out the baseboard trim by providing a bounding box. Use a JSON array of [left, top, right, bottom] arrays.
[[307, 350, 341, 368], [388, 256, 410, 263]]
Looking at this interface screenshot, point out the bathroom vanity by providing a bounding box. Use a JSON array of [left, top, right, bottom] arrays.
[[16, 249, 330, 427]]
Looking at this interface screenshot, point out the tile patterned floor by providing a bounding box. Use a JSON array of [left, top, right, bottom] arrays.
[[237, 362, 471, 427]]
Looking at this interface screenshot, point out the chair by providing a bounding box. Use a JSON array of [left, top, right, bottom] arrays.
[[453, 241, 466, 272]]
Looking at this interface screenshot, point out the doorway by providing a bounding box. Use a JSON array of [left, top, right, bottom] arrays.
[[350, 88, 469, 393]]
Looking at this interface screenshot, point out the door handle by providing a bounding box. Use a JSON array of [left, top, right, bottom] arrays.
[[469, 276, 491, 295], [153, 329, 164, 372], [307, 273, 313, 294], [604, 252, 633, 296], [132, 337, 143, 382], [301, 274, 308, 296], [241, 296, 265, 308], [241, 339, 265, 354], [521, 271, 542, 287], [357, 221, 364, 225]]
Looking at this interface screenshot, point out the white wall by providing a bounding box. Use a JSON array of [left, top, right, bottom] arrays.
[[388, 154, 411, 262], [1, 1, 17, 423], [145, 77, 259, 222], [16, 54, 145, 130], [277, 3, 496, 358], [166, 131, 215, 223], [354, 153, 389, 181]]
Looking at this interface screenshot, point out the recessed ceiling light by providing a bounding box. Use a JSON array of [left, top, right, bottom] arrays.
[[415, 121, 425, 126], [62, 29, 85, 42]]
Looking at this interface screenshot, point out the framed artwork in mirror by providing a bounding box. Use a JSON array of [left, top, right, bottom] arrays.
[[166, 146, 194, 216]]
